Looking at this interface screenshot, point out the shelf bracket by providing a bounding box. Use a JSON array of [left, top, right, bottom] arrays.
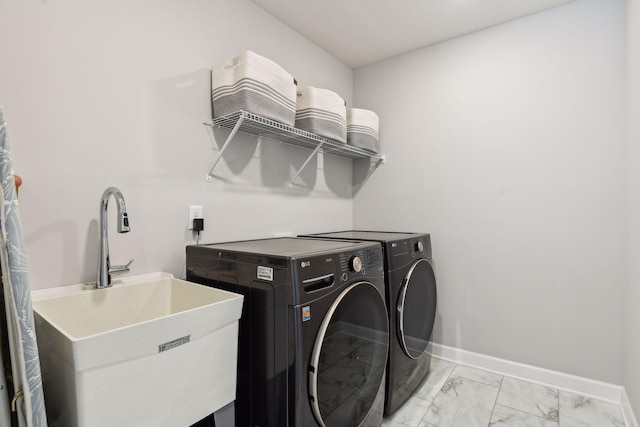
[[288, 142, 325, 187], [359, 154, 386, 185], [206, 115, 246, 181]]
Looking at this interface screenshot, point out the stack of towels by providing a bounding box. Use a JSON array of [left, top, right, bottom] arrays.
[[347, 108, 380, 153], [211, 51, 297, 126], [295, 87, 347, 143], [210, 51, 381, 151]]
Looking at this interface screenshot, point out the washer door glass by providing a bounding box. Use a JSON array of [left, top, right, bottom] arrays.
[[397, 258, 437, 359], [309, 281, 389, 427]]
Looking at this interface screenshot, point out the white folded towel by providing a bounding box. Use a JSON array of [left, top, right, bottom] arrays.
[[211, 51, 297, 126], [347, 108, 380, 153], [295, 87, 347, 143]]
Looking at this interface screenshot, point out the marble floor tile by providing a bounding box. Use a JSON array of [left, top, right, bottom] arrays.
[[413, 357, 457, 402], [421, 376, 500, 427], [382, 395, 432, 427], [451, 364, 503, 388], [496, 377, 559, 422], [490, 404, 559, 427], [559, 391, 625, 427], [385, 357, 630, 427]]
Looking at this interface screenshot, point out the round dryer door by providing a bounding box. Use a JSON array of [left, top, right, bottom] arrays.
[[397, 258, 437, 359], [309, 281, 389, 427]]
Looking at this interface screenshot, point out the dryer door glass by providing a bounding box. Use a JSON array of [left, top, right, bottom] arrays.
[[397, 258, 437, 359], [308, 281, 389, 427]]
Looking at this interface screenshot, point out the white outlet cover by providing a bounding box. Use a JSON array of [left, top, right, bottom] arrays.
[[188, 205, 203, 230]]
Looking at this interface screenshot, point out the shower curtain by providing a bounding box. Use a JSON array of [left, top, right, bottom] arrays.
[[0, 106, 47, 427]]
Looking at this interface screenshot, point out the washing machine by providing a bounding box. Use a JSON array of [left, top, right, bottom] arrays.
[[186, 237, 389, 427], [300, 231, 437, 416]]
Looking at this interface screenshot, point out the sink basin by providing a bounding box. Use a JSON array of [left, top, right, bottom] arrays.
[[32, 272, 244, 427]]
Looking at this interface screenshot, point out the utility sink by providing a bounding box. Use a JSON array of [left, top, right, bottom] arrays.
[[31, 272, 244, 427]]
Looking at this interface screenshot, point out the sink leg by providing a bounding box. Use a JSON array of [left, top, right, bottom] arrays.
[[213, 402, 235, 427]]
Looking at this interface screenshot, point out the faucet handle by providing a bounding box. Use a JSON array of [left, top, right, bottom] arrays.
[[109, 258, 134, 276]]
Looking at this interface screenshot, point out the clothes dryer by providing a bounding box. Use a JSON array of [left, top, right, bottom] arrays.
[[300, 232, 437, 415], [186, 237, 389, 427]]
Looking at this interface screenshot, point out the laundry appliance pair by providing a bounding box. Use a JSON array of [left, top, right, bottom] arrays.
[[186, 237, 389, 427], [185, 231, 437, 427]]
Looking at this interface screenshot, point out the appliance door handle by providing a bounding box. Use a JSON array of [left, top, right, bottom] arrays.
[[396, 258, 431, 360], [302, 274, 335, 292]]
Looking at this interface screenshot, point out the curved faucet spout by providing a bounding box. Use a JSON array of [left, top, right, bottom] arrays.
[[97, 187, 131, 288]]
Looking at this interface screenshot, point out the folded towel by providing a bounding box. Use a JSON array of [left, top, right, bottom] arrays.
[[295, 87, 347, 143], [347, 108, 379, 153], [211, 51, 297, 126]]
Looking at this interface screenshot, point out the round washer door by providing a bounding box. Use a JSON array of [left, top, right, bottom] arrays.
[[309, 281, 389, 427], [397, 258, 437, 359]]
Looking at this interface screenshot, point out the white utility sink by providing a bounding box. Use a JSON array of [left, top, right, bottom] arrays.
[[31, 272, 244, 427]]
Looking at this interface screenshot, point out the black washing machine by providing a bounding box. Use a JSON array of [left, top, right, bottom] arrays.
[[300, 231, 437, 416], [186, 237, 389, 427]]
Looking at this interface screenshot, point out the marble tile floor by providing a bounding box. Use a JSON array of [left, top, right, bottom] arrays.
[[382, 357, 627, 427]]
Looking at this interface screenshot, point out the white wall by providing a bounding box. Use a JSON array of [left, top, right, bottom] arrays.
[[0, 0, 354, 289], [625, 0, 640, 417], [353, 0, 627, 384]]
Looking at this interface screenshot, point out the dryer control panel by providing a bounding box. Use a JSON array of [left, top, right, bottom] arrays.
[[388, 235, 432, 269]]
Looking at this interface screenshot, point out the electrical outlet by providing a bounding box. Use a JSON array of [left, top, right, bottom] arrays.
[[188, 205, 203, 230]]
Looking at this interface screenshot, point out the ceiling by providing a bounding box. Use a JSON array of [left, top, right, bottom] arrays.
[[250, 0, 577, 68]]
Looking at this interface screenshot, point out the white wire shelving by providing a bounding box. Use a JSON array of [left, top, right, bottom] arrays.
[[203, 110, 385, 186]]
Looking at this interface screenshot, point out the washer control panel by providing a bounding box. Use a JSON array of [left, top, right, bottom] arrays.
[[338, 250, 367, 275], [296, 246, 384, 295]]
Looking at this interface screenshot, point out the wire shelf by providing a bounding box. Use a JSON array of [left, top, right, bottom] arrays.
[[203, 110, 384, 184], [205, 110, 383, 159]]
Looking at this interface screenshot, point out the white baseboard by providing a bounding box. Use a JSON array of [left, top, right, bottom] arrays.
[[430, 342, 637, 426], [622, 388, 640, 427]]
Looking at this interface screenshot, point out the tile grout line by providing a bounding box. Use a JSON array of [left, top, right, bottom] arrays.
[[419, 361, 458, 427], [486, 375, 505, 427], [555, 387, 561, 426]]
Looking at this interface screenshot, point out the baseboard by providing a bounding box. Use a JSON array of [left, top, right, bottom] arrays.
[[622, 388, 640, 427], [430, 343, 624, 404]]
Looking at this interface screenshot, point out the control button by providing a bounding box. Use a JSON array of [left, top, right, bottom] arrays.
[[350, 256, 363, 273], [341, 273, 348, 281], [415, 241, 424, 253]]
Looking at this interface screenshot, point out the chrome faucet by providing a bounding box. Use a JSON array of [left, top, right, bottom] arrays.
[[96, 186, 133, 288]]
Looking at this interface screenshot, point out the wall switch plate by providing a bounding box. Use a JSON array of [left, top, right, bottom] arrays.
[[188, 205, 203, 230]]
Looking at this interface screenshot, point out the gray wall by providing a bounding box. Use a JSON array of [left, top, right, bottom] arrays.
[[353, 0, 627, 384], [626, 0, 640, 417], [0, 0, 355, 289]]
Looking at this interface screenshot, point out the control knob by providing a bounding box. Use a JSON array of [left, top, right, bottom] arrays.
[[349, 256, 363, 273], [415, 241, 424, 253]]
